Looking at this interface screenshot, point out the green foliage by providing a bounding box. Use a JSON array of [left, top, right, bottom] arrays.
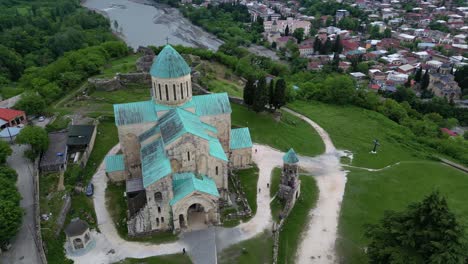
[[293, 28, 305, 43], [16, 125, 49, 158], [273, 78, 287, 109], [235, 166, 259, 216], [421, 69, 430, 90], [0, 141, 12, 164], [181, 3, 263, 46], [377, 99, 408, 123], [252, 76, 268, 112], [14, 92, 46, 115], [338, 17, 359, 30], [338, 162, 468, 263], [454, 65, 468, 98], [219, 231, 273, 264], [365, 191, 467, 263], [243, 78, 255, 106], [0, 0, 115, 85], [0, 167, 21, 246], [294, 74, 356, 105]]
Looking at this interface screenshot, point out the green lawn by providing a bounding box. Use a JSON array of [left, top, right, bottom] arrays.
[[45, 115, 71, 132], [234, 166, 259, 216], [288, 100, 429, 168], [95, 54, 141, 78], [277, 176, 318, 264], [337, 161, 468, 263], [117, 254, 192, 264], [206, 79, 243, 98], [218, 231, 273, 264], [106, 182, 178, 243], [270, 167, 283, 222], [231, 103, 324, 157]]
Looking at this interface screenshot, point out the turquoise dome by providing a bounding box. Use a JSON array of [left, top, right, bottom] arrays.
[[150, 45, 191, 79]]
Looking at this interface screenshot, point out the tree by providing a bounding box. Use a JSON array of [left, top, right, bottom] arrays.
[[243, 78, 255, 107], [333, 35, 343, 54], [313, 36, 321, 54], [284, 25, 290, 36], [414, 67, 422, 82], [0, 141, 12, 164], [252, 77, 268, 112], [377, 99, 408, 123], [13, 93, 46, 116], [0, 200, 22, 246], [292, 28, 305, 43], [421, 70, 430, 90], [365, 191, 467, 263], [16, 126, 49, 159], [268, 79, 275, 109], [273, 78, 287, 109], [383, 27, 392, 38]]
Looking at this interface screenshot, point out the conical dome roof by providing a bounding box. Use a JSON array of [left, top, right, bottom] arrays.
[[283, 148, 299, 164], [150, 45, 191, 79]]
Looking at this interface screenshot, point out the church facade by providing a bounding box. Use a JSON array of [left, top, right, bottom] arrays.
[[105, 45, 253, 235]]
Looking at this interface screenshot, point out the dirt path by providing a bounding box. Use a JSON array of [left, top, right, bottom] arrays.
[[68, 107, 348, 264], [284, 107, 348, 264]]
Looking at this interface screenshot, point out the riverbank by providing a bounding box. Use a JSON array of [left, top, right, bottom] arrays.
[[81, 0, 223, 50]]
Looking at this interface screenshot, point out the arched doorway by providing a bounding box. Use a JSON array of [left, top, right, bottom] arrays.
[[187, 203, 207, 230]]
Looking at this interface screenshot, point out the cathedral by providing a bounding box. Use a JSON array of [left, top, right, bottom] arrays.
[[104, 45, 253, 235]]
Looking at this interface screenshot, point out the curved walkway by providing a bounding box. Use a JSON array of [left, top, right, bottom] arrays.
[[68, 108, 348, 264], [284, 108, 348, 264]]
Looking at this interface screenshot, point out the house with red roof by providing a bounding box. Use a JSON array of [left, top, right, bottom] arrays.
[[0, 108, 27, 129]]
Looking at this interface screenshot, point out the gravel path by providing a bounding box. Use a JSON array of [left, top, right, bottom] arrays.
[[284, 108, 348, 264], [68, 108, 348, 264]]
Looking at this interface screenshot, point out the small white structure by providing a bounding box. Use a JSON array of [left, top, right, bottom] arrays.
[[65, 218, 93, 253]]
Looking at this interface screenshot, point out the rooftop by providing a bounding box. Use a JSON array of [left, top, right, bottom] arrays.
[[67, 125, 95, 146], [105, 154, 125, 173], [0, 108, 24, 121], [170, 172, 219, 206], [283, 148, 299, 164], [150, 45, 191, 79], [64, 218, 89, 237], [230, 128, 253, 150], [40, 131, 68, 168]]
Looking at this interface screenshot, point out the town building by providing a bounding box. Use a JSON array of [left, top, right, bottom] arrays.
[[0, 108, 27, 129], [428, 73, 462, 100], [105, 45, 253, 236], [263, 17, 311, 36]]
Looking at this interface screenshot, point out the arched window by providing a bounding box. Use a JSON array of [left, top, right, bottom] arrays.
[[154, 192, 162, 202], [165, 85, 169, 101], [215, 166, 219, 175], [173, 84, 177, 100], [158, 84, 162, 100], [180, 84, 184, 99], [186, 81, 189, 96], [187, 151, 191, 161], [158, 206, 161, 213], [156, 218, 160, 226], [161, 217, 164, 223]]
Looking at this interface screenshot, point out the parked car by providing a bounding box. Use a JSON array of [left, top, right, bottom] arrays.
[[85, 183, 94, 197], [38, 116, 45, 122]]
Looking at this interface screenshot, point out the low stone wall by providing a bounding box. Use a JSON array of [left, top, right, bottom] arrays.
[[88, 73, 150, 91], [33, 159, 48, 264], [55, 194, 71, 237], [0, 93, 22, 108]]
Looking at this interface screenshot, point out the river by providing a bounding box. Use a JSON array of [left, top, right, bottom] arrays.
[[82, 0, 224, 50]]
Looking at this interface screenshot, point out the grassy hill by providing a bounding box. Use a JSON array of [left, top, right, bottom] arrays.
[[287, 100, 468, 263]]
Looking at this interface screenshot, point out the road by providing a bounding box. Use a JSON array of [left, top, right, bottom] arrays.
[[0, 144, 41, 264]]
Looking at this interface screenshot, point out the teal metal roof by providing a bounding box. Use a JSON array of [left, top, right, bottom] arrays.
[[283, 148, 299, 164], [230, 128, 253, 150], [158, 108, 211, 145], [114, 100, 158, 126], [150, 45, 191, 79], [139, 125, 160, 142], [105, 154, 125, 173], [170, 173, 219, 206], [203, 123, 218, 134], [208, 137, 228, 161], [189, 93, 232, 116], [141, 138, 172, 187]]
